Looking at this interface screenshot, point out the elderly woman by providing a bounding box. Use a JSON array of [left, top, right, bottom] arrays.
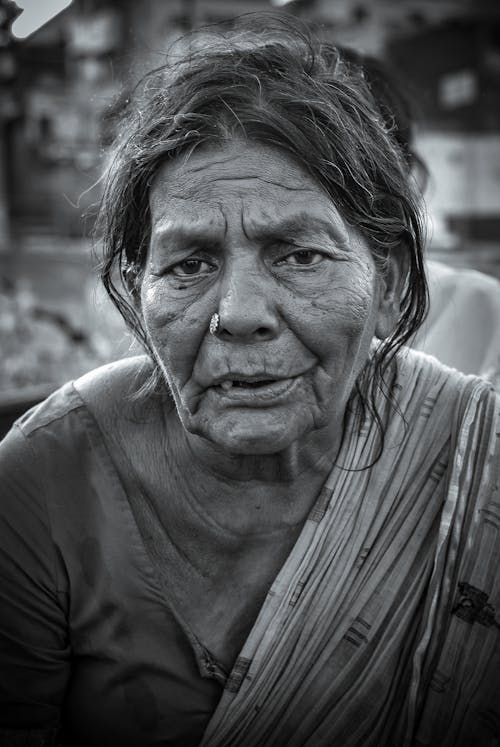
[[1, 16, 499, 747]]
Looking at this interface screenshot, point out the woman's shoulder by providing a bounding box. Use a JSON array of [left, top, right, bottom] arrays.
[[392, 345, 498, 423], [0, 355, 163, 550], [1, 354, 161, 490], [11, 354, 153, 439], [73, 355, 171, 449], [72, 353, 155, 416]]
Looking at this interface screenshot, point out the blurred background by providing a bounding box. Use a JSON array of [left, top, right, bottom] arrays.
[[1, 0, 499, 431]]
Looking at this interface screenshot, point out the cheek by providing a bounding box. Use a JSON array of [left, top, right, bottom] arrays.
[[338, 280, 375, 333], [335, 278, 379, 359], [143, 275, 216, 335], [141, 280, 185, 336], [140, 280, 207, 379], [294, 270, 377, 357]]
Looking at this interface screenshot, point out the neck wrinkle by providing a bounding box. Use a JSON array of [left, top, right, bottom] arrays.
[[162, 413, 344, 537]]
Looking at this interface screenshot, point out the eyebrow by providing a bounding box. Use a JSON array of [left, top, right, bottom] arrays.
[[150, 212, 350, 251], [151, 217, 225, 248], [247, 213, 350, 247]]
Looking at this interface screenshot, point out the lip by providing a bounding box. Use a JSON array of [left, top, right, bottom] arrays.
[[211, 372, 290, 386], [211, 375, 301, 406]]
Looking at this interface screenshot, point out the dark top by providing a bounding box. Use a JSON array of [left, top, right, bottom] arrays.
[[0, 357, 223, 747]]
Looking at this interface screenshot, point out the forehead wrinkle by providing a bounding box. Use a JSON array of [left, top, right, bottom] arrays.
[[152, 145, 322, 205], [254, 177, 318, 193], [241, 208, 351, 248], [162, 175, 314, 204], [181, 153, 249, 174], [177, 147, 303, 176]]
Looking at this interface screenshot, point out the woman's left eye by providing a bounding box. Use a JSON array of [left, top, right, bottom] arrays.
[[277, 250, 325, 266], [171, 259, 214, 276]]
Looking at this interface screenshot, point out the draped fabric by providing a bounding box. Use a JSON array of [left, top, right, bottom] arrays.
[[200, 350, 500, 747]]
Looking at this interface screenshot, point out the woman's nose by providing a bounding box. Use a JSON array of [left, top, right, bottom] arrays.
[[217, 260, 279, 341]]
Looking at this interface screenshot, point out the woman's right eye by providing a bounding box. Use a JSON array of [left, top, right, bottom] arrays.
[[171, 259, 215, 277]]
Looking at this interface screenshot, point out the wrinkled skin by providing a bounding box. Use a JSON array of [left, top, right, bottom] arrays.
[[141, 140, 396, 472]]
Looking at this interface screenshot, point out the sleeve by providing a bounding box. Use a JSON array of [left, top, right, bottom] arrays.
[[0, 424, 70, 742]]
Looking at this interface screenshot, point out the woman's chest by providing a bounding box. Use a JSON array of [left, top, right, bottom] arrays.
[[130, 460, 310, 672], [64, 600, 221, 746], [145, 511, 303, 672]]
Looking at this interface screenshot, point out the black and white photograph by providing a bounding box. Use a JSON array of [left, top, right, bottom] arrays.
[[1, 1, 499, 745]]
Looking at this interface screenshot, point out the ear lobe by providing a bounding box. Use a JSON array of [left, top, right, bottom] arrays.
[[375, 250, 408, 340]]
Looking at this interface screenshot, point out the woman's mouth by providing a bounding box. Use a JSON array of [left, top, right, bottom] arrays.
[[219, 379, 277, 391], [213, 376, 299, 404]]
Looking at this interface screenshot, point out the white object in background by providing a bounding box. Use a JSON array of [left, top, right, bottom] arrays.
[[11, 0, 73, 40], [413, 260, 500, 387]]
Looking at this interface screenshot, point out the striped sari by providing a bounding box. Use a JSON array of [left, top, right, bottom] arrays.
[[200, 349, 500, 747]]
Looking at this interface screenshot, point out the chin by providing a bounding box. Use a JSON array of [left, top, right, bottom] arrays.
[[194, 413, 307, 456]]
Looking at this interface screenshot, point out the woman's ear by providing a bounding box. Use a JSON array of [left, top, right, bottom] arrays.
[[375, 249, 409, 340], [124, 262, 144, 307]]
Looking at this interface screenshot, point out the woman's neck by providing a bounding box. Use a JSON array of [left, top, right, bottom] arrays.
[[165, 412, 344, 535]]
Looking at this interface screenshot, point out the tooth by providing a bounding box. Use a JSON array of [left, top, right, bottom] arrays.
[[220, 381, 232, 391]]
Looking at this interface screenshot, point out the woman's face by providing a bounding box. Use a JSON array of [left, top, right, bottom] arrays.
[[141, 140, 388, 455]]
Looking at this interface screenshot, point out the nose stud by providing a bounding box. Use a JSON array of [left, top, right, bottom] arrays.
[[209, 312, 220, 335]]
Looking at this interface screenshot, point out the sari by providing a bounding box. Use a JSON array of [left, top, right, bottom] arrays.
[[200, 348, 500, 747]]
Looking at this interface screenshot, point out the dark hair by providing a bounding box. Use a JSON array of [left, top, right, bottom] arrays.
[[98, 13, 428, 443], [338, 46, 429, 190]]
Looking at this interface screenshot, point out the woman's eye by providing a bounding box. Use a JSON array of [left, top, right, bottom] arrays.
[[171, 259, 214, 276], [280, 250, 325, 266]]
